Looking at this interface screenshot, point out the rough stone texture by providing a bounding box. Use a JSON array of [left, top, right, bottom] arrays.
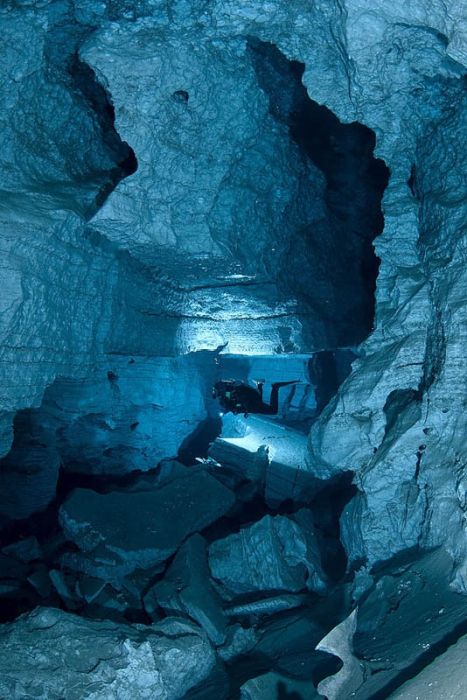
[[208, 511, 326, 598], [81, 20, 326, 356], [60, 467, 235, 577], [0, 0, 389, 459], [388, 633, 467, 699], [39, 354, 210, 474], [350, 549, 467, 699], [300, 3, 467, 586], [316, 609, 364, 700], [209, 413, 319, 506], [0, 607, 217, 700], [148, 534, 228, 645], [0, 2, 127, 457], [0, 1, 466, 695], [241, 672, 319, 700]]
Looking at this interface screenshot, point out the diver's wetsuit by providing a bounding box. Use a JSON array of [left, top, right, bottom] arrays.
[[213, 380, 298, 416]]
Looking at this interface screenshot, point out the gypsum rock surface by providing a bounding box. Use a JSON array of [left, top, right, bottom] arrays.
[[0, 0, 462, 444], [0, 607, 218, 700], [76, 24, 325, 356], [31, 354, 211, 475], [208, 511, 327, 599], [147, 533, 228, 645], [388, 633, 467, 699], [209, 413, 320, 506], [240, 672, 319, 700], [59, 466, 235, 579], [344, 548, 467, 699], [316, 609, 364, 700], [0, 352, 216, 519], [81, 19, 385, 355], [0, 0, 466, 698], [300, 4, 467, 585], [0, 3, 137, 458], [0, 0, 391, 459]]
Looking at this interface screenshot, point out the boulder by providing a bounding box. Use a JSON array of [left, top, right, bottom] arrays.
[[208, 511, 326, 599], [59, 467, 235, 577], [0, 608, 218, 700], [209, 415, 319, 506], [316, 609, 364, 700], [147, 534, 228, 645]]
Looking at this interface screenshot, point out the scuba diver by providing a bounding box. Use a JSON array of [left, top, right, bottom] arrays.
[[212, 379, 299, 417]]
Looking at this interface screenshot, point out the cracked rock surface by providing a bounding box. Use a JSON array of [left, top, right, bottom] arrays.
[[0, 607, 217, 700], [0, 0, 466, 698], [59, 467, 235, 576]]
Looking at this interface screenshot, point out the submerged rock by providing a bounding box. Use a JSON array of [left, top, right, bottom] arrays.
[[208, 511, 326, 598], [316, 609, 364, 700], [241, 672, 318, 700], [0, 608, 217, 700], [147, 534, 228, 645], [60, 468, 235, 577], [252, 609, 325, 679], [2, 537, 42, 564], [0, 440, 60, 520], [225, 593, 307, 619], [389, 633, 467, 699], [209, 414, 319, 506], [350, 549, 467, 699]]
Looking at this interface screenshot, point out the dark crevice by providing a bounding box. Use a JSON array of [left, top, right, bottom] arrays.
[[383, 388, 422, 441], [309, 472, 357, 582], [68, 53, 138, 214], [408, 164, 418, 198], [307, 349, 356, 414], [177, 417, 223, 466], [419, 306, 446, 393], [172, 89, 190, 103], [248, 39, 390, 346]]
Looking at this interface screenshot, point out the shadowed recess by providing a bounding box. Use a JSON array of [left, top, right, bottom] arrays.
[[249, 39, 390, 346]]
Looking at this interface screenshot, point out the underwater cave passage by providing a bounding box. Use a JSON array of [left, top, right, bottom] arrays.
[[248, 38, 390, 347]]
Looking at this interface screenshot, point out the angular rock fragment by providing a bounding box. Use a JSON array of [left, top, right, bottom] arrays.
[[86, 584, 139, 617], [75, 574, 108, 604], [209, 415, 319, 506], [390, 633, 467, 699], [225, 593, 307, 619], [59, 467, 235, 576], [350, 548, 467, 699], [316, 609, 364, 700], [48, 569, 80, 610], [253, 609, 325, 679], [146, 534, 228, 644], [208, 511, 326, 599], [218, 624, 259, 663], [27, 565, 52, 599], [0, 608, 217, 700], [2, 536, 42, 563], [241, 671, 317, 700]]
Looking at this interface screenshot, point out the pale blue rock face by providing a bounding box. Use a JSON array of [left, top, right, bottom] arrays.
[[0, 1, 466, 699], [0, 608, 218, 700], [208, 512, 326, 598]]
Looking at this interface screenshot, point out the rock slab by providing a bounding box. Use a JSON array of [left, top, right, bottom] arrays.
[[60, 468, 235, 575]]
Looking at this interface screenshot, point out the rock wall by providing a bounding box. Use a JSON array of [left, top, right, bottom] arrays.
[[0, 0, 465, 563], [0, 1, 466, 697], [1, 0, 392, 460], [304, 3, 467, 588]]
